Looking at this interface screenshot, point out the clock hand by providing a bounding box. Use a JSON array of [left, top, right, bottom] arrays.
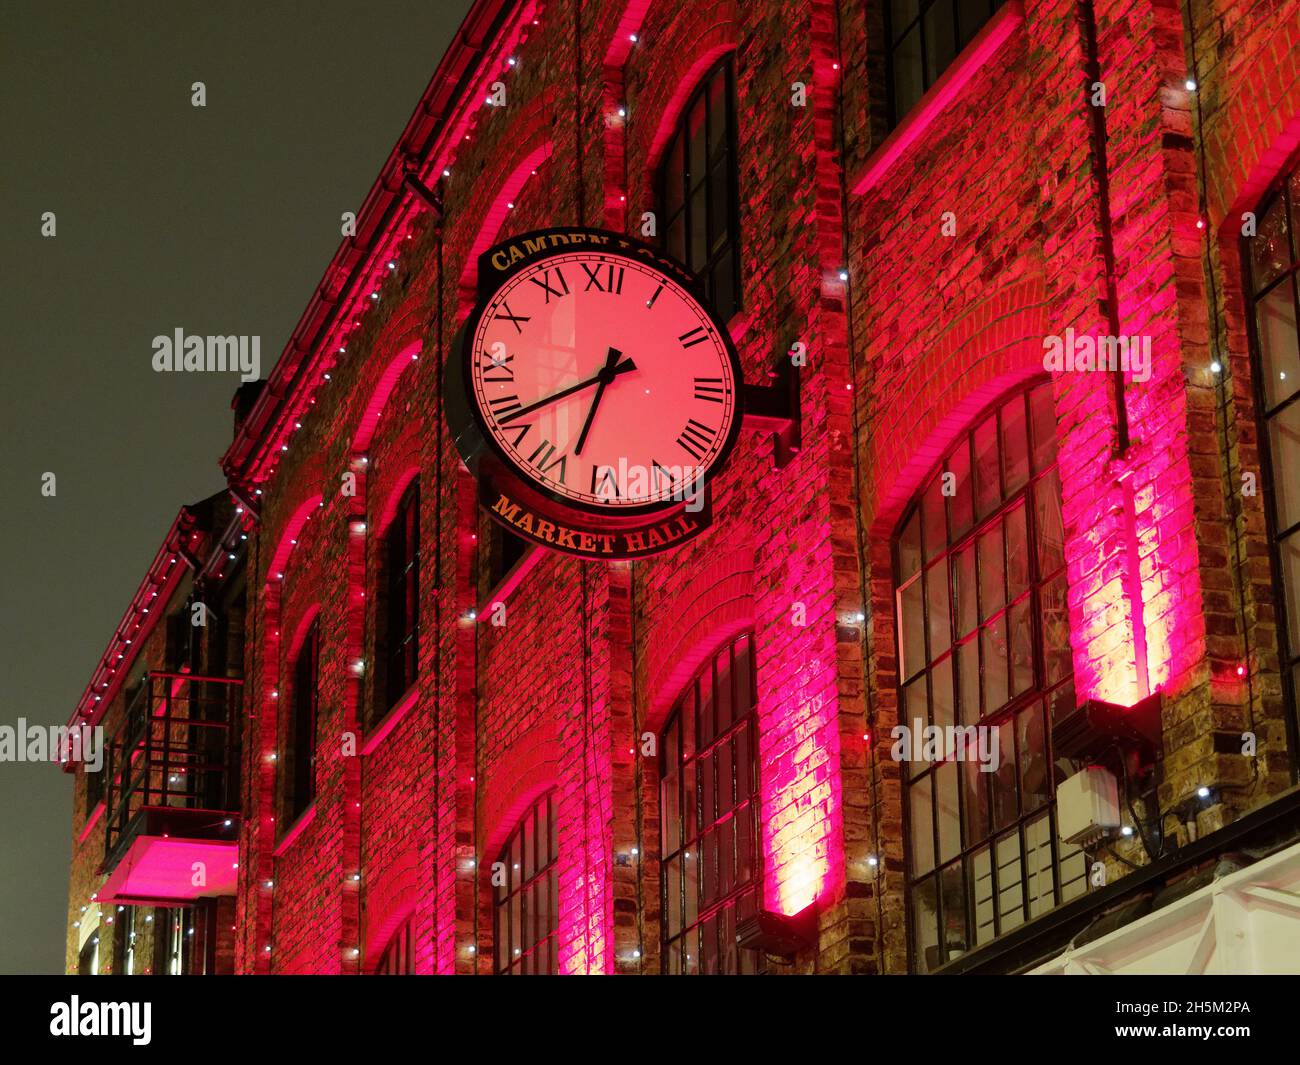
[[574, 347, 623, 456], [499, 350, 636, 424]]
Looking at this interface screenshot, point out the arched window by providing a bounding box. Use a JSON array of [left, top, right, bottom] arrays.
[[885, 0, 1006, 125], [381, 478, 420, 716], [374, 918, 414, 975], [659, 633, 762, 974], [1246, 169, 1300, 742], [657, 56, 741, 320], [494, 791, 557, 974], [283, 618, 319, 823], [892, 380, 1086, 972]]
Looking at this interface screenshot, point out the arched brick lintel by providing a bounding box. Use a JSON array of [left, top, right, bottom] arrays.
[[643, 546, 755, 732], [479, 727, 562, 867], [1210, 13, 1300, 233], [869, 274, 1049, 538], [361, 845, 419, 973], [636, 1, 738, 183], [352, 340, 422, 457]]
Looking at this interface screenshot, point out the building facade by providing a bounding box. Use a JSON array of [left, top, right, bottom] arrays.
[[64, 0, 1300, 975]]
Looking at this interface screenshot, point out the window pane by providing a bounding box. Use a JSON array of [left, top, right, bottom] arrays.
[[715, 648, 733, 732], [1282, 531, 1300, 658], [936, 760, 961, 865], [969, 845, 994, 945], [962, 753, 989, 841], [932, 655, 955, 731], [1255, 280, 1300, 410], [955, 638, 979, 726], [957, 0, 992, 46], [990, 719, 1017, 829], [912, 876, 940, 972], [899, 509, 922, 582], [1268, 399, 1300, 531], [1041, 572, 1072, 685], [953, 542, 977, 638], [995, 831, 1024, 932], [948, 438, 974, 539], [923, 474, 947, 561], [1001, 394, 1029, 496], [1009, 597, 1034, 697], [893, 26, 924, 119], [1018, 702, 1051, 814], [1251, 195, 1291, 293], [978, 520, 1005, 621], [1005, 502, 1029, 601], [1029, 382, 1057, 471], [923, 2, 958, 84], [1034, 468, 1066, 575], [899, 574, 926, 679], [940, 861, 968, 959], [974, 414, 1001, 518], [981, 616, 1009, 714], [910, 773, 935, 876], [926, 562, 952, 660], [891, 0, 919, 39]]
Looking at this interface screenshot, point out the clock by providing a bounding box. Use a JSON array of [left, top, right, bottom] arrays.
[[459, 228, 743, 519]]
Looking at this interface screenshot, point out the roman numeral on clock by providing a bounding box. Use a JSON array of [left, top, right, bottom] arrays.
[[581, 262, 625, 294], [679, 326, 710, 348], [504, 422, 532, 448], [694, 376, 726, 403], [482, 354, 514, 382], [529, 268, 570, 303], [527, 440, 568, 483], [493, 301, 531, 333], [488, 394, 523, 419], [676, 419, 715, 462], [590, 466, 621, 498]]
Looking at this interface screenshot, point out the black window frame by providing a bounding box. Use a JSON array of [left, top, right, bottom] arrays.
[[656, 55, 742, 321], [1244, 166, 1300, 759], [285, 618, 320, 824], [493, 791, 558, 975], [382, 479, 420, 715], [658, 633, 763, 974], [374, 917, 415, 975], [884, 0, 1005, 127], [891, 379, 1086, 972]]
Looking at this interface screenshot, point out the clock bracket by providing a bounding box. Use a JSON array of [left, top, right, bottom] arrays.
[[741, 357, 801, 469]]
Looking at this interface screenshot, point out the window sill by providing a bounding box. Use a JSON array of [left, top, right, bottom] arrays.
[[273, 802, 316, 856], [362, 684, 420, 756], [851, 0, 1025, 196], [478, 542, 543, 616]]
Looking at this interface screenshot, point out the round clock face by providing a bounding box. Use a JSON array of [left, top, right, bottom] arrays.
[[467, 247, 741, 511]]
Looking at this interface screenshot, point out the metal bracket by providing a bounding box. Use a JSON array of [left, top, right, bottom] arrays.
[[741, 356, 801, 468]]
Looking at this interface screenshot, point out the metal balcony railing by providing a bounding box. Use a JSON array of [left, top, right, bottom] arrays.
[[102, 671, 243, 872]]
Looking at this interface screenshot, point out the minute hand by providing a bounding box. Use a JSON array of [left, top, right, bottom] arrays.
[[499, 357, 636, 424]]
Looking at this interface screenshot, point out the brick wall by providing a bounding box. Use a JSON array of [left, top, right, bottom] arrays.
[[70, 0, 1300, 975]]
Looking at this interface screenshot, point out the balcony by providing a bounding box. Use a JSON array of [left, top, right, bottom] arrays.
[[98, 672, 242, 904]]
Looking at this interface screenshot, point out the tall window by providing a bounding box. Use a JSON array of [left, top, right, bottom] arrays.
[[383, 479, 420, 714], [886, 0, 1005, 125], [658, 57, 741, 320], [285, 619, 319, 822], [659, 634, 762, 974], [893, 380, 1086, 972], [375, 918, 414, 975], [494, 791, 558, 974], [1247, 167, 1300, 743]]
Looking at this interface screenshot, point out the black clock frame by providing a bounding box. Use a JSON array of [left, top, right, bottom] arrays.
[[451, 226, 746, 519]]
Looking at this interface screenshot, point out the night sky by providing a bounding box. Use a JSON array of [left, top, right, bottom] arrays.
[[0, 0, 473, 975]]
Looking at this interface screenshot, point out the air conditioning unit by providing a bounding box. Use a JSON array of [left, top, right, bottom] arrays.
[[1056, 766, 1121, 846]]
